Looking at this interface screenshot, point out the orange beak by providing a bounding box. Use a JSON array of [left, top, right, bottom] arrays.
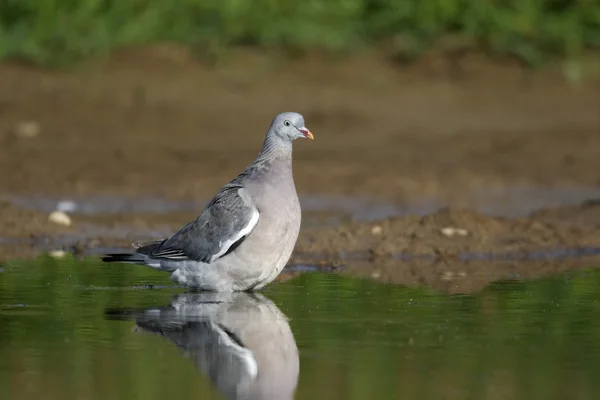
[[299, 127, 314, 140]]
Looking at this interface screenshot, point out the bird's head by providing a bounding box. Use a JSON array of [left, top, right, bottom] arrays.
[[270, 112, 314, 142]]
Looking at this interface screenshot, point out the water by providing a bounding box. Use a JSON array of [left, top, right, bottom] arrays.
[[5, 194, 405, 222], [2, 258, 600, 400], [8, 184, 600, 222]]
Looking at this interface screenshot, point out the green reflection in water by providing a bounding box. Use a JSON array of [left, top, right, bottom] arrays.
[[1, 256, 600, 400]]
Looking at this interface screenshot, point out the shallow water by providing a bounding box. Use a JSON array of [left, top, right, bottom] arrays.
[[2, 258, 600, 400], [8, 184, 600, 222]]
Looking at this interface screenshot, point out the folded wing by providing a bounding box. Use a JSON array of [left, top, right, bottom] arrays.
[[138, 186, 259, 264]]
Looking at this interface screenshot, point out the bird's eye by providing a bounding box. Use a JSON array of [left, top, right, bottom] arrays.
[[284, 120, 291, 127]]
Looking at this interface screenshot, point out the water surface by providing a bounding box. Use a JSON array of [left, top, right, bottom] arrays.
[[1, 258, 600, 399]]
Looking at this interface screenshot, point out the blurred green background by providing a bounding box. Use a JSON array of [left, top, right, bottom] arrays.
[[0, 0, 598, 66]]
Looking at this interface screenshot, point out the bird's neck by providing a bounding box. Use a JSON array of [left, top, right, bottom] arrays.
[[255, 134, 292, 163]]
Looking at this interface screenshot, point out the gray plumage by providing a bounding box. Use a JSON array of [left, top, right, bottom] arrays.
[[105, 292, 299, 400], [102, 112, 313, 291]]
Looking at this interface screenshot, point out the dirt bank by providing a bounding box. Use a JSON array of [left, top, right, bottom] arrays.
[[3, 200, 600, 295], [294, 204, 600, 261]]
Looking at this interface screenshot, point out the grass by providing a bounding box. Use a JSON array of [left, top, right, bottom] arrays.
[[0, 0, 599, 67]]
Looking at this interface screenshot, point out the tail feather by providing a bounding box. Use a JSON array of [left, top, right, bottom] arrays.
[[102, 253, 145, 264]]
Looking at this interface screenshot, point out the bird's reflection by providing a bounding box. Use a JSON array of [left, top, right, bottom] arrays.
[[106, 292, 299, 400]]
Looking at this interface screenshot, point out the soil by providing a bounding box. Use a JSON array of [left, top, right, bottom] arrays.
[[1, 46, 600, 293], [295, 206, 600, 259]]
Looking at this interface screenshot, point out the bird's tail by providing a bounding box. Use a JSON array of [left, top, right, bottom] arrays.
[[102, 253, 145, 265]]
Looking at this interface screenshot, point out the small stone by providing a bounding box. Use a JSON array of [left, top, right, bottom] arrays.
[[440, 226, 468, 237], [441, 271, 454, 281], [48, 210, 72, 226], [371, 225, 383, 235], [455, 228, 468, 236], [371, 270, 381, 279], [14, 120, 41, 138], [441, 227, 454, 236]]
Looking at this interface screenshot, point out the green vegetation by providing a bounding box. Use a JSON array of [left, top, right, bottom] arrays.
[[0, 0, 598, 66], [2, 256, 600, 399]]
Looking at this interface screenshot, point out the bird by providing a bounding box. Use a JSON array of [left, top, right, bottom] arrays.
[[105, 292, 300, 400], [102, 112, 313, 291]]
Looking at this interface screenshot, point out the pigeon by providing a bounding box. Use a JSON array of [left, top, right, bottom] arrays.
[[102, 112, 313, 291], [105, 292, 299, 400]]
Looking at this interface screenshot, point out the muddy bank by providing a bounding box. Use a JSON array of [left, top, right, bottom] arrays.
[[0, 201, 75, 237], [2, 199, 600, 294], [3, 199, 600, 260], [294, 204, 600, 261], [3, 199, 600, 261]]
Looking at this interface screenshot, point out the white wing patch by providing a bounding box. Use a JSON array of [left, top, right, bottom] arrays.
[[209, 208, 260, 263], [211, 321, 258, 379]]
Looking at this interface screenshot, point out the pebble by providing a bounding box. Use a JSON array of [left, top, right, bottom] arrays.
[[441, 271, 455, 281], [48, 210, 72, 226], [371, 225, 383, 235], [440, 226, 468, 237]]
